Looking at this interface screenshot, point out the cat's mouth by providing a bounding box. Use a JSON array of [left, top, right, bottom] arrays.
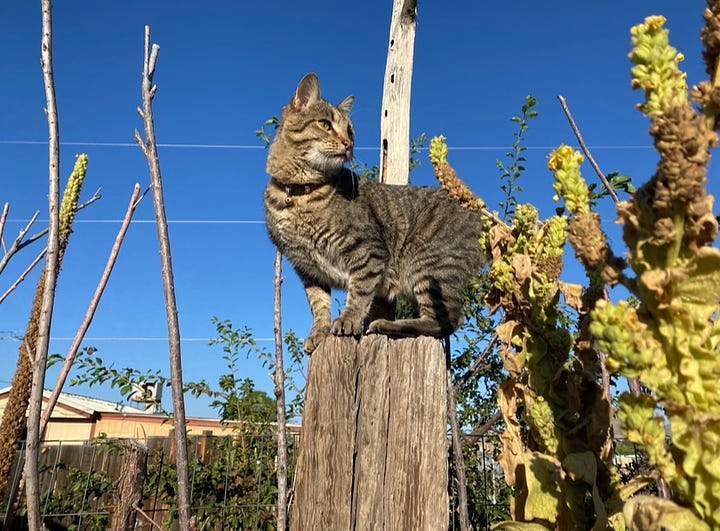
[[308, 148, 352, 171]]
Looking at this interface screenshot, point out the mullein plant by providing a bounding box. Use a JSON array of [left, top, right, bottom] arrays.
[[0, 154, 89, 500], [552, 9, 720, 529], [430, 136, 626, 529], [432, 8, 720, 528]]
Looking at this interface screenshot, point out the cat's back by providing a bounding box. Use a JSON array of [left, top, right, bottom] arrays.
[[360, 179, 484, 242]]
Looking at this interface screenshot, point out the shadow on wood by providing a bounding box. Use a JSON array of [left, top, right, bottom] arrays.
[[291, 334, 448, 530]]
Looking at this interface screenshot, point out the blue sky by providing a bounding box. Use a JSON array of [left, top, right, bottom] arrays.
[[0, 1, 715, 419]]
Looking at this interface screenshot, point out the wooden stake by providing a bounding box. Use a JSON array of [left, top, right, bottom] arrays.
[[379, 0, 417, 185]]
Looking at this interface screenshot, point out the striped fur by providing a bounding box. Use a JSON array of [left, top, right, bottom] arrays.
[[264, 73, 486, 353]]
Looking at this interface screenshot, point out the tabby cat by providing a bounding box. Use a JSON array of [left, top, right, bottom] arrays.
[[264, 72, 486, 353]]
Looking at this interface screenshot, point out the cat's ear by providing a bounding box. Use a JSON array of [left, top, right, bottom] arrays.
[[337, 95, 354, 114], [292, 72, 321, 111]]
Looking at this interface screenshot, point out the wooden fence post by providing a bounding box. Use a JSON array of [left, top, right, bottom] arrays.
[[290, 335, 448, 530], [109, 439, 148, 531]]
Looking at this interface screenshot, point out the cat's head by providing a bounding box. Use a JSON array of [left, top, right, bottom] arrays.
[[267, 73, 355, 183]]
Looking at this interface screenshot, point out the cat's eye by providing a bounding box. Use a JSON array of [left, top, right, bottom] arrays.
[[317, 119, 332, 131]]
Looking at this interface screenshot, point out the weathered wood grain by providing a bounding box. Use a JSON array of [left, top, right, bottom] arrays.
[[291, 336, 358, 530], [291, 335, 448, 530], [379, 0, 418, 185], [109, 439, 148, 531]]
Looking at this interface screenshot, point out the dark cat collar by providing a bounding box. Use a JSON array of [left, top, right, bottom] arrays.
[[271, 178, 324, 197]]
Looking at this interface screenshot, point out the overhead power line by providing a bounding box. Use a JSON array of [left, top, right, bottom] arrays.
[[0, 335, 275, 343], [0, 139, 654, 151], [6, 219, 266, 224]]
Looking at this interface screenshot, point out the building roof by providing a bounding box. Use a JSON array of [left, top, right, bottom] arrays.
[[0, 386, 152, 418]]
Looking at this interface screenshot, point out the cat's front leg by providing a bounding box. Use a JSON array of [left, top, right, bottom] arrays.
[[331, 275, 379, 338], [303, 284, 332, 354]]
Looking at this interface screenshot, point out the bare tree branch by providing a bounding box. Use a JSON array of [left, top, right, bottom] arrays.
[[0, 191, 100, 283], [454, 332, 498, 393], [25, 0, 61, 528], [446, 343, 470, 531], [3, 184, 145, 523], [134, 25, 192, 529], [0, 211, 40, 276], [42, 183, 143, 435], [19, 188, 102, 251], [0, 202, 9, 252], [132, 504, 165, 531], [0, 248, 46, 305], [273, 249, 288, 530], [379, 0, 417, 184], [463, 410, 503, 442], [557, 95, 619, 204]]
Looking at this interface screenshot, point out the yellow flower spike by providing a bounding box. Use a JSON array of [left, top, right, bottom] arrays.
[[429, 135, 448, 166], [538, 216, 568, 260], [645, 14, 667, 31], [548, 144, 591, 215], [58, 154, 89, 253], [629, 15, 688, 115]]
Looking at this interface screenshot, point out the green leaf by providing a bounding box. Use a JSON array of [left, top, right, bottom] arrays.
[[524, 452, 564, 521]]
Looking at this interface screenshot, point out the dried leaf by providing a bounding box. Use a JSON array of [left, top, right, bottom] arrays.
[[491, 522, 552, 531], [618, 474, 659, 500], [512, 253, 533, 284], [623, 495, 711, 531], [558, 281, 584, 312], [496, 320, 523, 375], [497, 382, 524, 487]]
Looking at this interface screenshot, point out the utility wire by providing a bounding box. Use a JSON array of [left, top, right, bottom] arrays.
[[5, 219, 266, 224], [0, 139, 654, 151], [0, 335, 275, 343]]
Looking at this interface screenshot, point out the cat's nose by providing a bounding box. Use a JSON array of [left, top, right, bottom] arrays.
[[342, 137, 354, 158]]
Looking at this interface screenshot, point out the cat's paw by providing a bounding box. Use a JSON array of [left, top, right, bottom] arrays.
[[366, 319, 393, 335], [331, 314, 363, 337], [303, 329, 329, 354], [367, 317, 442, 338]]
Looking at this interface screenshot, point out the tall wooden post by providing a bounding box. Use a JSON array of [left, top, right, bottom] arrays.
[[290, 2, 449, 528], [290, 336, 448, 530], [379, 0, 417, 185]]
